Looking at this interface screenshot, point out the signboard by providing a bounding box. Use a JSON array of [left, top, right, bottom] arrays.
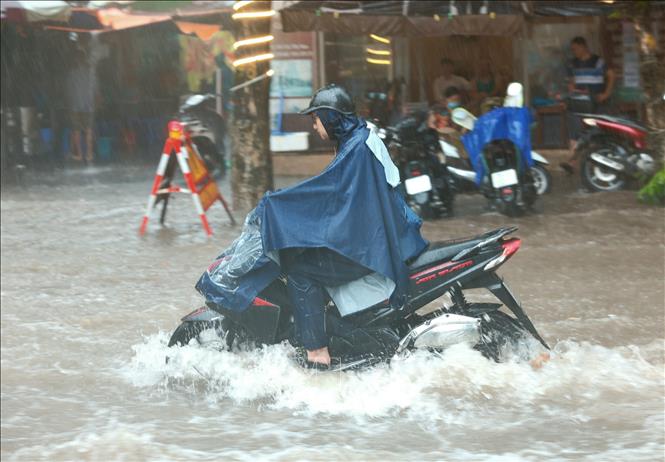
[[186, 144, 221, 211], [270, 59, 313, 98]]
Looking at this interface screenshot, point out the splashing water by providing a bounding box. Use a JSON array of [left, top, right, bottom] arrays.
[[125, 331, 664, 421]]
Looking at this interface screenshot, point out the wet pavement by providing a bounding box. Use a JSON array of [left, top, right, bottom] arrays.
[[1, 160, 664, 461]]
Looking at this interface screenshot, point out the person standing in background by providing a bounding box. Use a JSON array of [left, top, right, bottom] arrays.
[[560, 36, 616, 174], [66, 46, 98, 164], [432, 58, 471, 104]]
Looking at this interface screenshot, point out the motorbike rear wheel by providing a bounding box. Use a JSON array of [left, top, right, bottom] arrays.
[[580, 145, 626, 192], [530, 165, 552, 195], [474, 310, 529, 361]]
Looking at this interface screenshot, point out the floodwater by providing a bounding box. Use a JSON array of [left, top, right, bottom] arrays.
[[1, 164, 664, 461]]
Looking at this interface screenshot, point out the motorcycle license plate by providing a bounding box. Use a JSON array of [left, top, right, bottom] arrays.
[[491, 169, 518, 188], [405, 175, 432, 195]]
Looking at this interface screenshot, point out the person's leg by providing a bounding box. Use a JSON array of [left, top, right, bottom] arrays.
[[70, 112, 83, 161], [85, 126, 94, 162], [50, 109, 64, 168], [284, 248, 373, 365], [71, 129, 82, 160], [81, 112, 94, 162], [561, 111, 581, 174], [287, 271, 330, 364]]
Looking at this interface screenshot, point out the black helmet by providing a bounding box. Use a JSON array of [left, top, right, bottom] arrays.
[[300, 84, 355, 115]]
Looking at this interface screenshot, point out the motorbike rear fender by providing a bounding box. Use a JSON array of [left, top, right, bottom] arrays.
[[530, 151, 549, 165], [202, 279, 291, 344]]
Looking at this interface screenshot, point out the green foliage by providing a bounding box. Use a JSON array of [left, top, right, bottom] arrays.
[[638, 167, 665, 205]]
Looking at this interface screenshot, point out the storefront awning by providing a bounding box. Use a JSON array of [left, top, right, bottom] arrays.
[[96, 8, 171, 30], [281, 10, 524, 37], [280, 0, 662, 35], [174, 20, 222, 41], [406, 15, 523, 37], [281, 9, 407, 36], [25, 4, 233, 35]]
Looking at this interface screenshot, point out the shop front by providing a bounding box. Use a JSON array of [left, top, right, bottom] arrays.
[[278, 1, 660, 152]]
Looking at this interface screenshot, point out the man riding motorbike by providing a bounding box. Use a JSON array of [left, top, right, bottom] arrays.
[[196, 84, 428, 369]]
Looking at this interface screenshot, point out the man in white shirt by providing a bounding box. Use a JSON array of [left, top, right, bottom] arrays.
[[432, 58, 470, 104]]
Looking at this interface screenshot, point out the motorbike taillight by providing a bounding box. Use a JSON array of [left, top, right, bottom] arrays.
[[501, 238, 521, 257], [411, 169, 422, 176]]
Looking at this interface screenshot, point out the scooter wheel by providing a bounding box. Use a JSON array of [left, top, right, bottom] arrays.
[[530, 165, 552, 195], [580, 147, 626, 192]]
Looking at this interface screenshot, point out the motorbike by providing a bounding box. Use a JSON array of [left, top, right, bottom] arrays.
[[168, 226, 550, 371], [440, 131, 552, 197], [442, 105, 542, 217], [368, 113, 455, 219], [575, 112, 658, 192], [178, 94, 227, 177]]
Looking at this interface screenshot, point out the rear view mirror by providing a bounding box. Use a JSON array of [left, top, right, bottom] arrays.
[[504, 82, 524, 107]]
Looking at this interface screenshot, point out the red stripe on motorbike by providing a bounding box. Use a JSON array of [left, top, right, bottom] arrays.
[[411, 260, 474, 284], [410, 260, 456, 279]]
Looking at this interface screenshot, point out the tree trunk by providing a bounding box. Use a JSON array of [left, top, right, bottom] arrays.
[[230, 1, 274, 212], [633, 4, 665, 159]]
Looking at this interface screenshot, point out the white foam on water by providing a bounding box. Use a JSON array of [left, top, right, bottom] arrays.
[[6, 421, 213, 462], [122, 331, 665, 422]]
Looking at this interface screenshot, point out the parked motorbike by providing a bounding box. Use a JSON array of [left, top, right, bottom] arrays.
[[440, 132, 552, 196], [178, 94, 227, 176], [443, 104, 542, 217], [168, 226, 549, 370], [575, 113, 658, 192], [368, 114, 455, 219]]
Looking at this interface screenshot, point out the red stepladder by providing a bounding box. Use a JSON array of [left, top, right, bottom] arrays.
[[139, 120, 235, 237]]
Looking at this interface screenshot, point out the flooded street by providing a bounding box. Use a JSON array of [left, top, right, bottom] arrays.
[[1, 164, 664, 461]]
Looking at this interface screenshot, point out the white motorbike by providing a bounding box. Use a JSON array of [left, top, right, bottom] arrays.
[[442, 83, 552, 197]]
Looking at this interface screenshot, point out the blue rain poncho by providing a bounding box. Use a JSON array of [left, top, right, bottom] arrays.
[[196, 111, 428, 314], [461, 107, 534, 185]]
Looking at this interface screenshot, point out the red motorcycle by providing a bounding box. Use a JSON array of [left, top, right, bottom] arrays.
[[575, 113, 658, 192]]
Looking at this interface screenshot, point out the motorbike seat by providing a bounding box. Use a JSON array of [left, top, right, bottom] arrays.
[[580, 114, 648, 133], [408, 236, 485, 270]]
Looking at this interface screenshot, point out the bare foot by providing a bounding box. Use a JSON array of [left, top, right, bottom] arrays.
[[530, 352, 551, 370], [307, 346, 331, 366]]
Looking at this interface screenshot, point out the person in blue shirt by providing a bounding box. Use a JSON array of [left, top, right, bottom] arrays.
[[561, 36, 616, 174]]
